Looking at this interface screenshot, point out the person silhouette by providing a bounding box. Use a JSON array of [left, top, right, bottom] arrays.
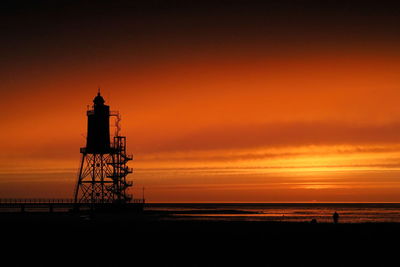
[[333, 211, 339, 224]]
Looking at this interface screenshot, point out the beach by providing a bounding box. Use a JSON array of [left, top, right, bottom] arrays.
[[145, 203, 400, 223], [1, 207, 399, 266]]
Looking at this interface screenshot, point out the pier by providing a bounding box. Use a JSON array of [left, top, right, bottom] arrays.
[[0, 198, 145, 213]]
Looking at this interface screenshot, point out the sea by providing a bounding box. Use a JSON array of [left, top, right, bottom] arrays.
[[145, 203, 400, 223]]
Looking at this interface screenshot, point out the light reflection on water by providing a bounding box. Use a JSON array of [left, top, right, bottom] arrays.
[[146, 203, 400, 223]]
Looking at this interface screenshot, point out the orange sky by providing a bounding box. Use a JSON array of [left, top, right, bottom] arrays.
[[1, 1, 400, 202]]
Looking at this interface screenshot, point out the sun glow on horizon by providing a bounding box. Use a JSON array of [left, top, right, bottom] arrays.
[[1, 1, 400, 202]]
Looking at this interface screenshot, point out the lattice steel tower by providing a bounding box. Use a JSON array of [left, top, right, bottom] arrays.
[[74, 92, 133, 205]]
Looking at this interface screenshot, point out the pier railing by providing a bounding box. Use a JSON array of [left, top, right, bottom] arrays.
[[0, 199, 75, 204], [0, 198, 145, 213], [0, 198, 145, 204]]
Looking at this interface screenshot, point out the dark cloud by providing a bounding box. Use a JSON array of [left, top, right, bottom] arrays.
[[138, 121, 400, 152], [1, 0, 400, 70]]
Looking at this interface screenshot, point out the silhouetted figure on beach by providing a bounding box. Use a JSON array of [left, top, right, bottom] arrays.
[[333, 211, 339, 224]]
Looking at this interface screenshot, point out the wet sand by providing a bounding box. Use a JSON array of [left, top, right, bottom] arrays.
[[0, 212, 398, 266]]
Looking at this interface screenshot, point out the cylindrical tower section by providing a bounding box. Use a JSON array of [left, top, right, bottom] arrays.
[[86, 92, 111, 154]]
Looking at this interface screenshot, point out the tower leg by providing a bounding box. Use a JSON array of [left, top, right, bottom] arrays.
[[74, 153, 114, 205], [74, 153, 86, 204]]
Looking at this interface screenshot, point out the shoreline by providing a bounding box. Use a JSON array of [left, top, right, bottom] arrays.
[[1, 211, 398, 265], [1, 210, 400, 224]]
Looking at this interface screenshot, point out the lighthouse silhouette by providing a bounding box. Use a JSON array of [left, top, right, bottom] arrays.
[[86, 92, 111, 153], [74, 91, 137, 209]]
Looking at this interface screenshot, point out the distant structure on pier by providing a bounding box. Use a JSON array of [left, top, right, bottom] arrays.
[[74, 91, 141, 209]]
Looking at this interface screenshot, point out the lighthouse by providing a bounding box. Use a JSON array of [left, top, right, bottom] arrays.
[[86, 92, 111, 154], [74, 91, 134, 207]]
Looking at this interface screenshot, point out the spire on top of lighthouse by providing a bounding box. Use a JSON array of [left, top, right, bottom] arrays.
[[93, 88, 105, 106]]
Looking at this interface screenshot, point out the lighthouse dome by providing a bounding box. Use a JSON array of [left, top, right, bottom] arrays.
[[93, 92, 105, 105]]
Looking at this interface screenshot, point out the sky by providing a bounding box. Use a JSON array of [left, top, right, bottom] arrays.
[[1, 0, 400, 202]]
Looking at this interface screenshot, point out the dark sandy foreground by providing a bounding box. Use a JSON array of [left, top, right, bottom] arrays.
[[0, 212, 398, 266]]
